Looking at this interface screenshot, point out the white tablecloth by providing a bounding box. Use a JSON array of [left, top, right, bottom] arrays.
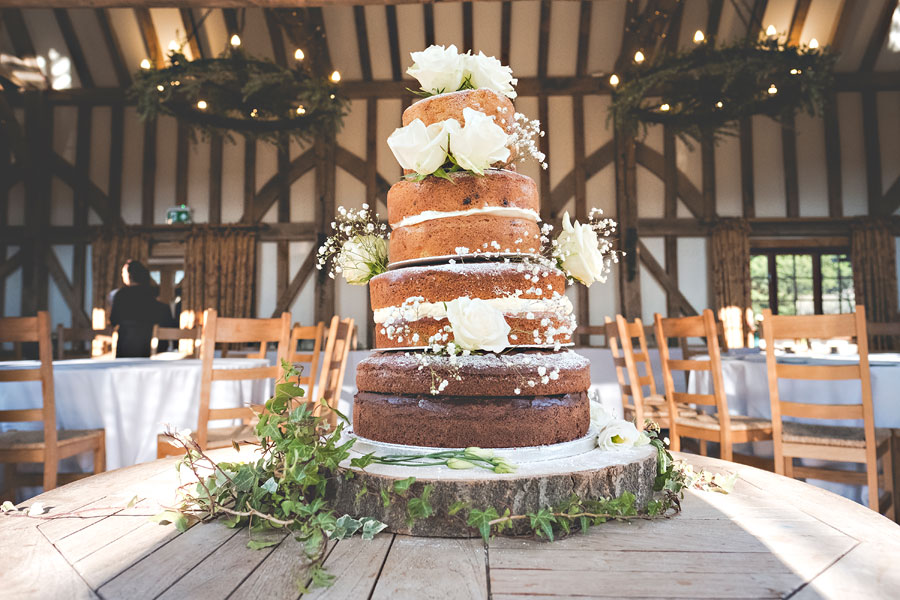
[[0, 357, 271, 472], [690, 351, 900, 504]]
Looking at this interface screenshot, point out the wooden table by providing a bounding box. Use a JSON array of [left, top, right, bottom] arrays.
[[3, 451, 900, 599]]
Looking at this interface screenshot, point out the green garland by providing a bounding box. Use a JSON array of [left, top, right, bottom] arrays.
[[610, 38, 836, 141], [130, 49, 348, 146]]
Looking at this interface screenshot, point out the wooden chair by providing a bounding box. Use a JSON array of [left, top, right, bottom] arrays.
[[56, 325, 117, 359], [150, 324, 201, 358], [605, 315, 672, 427], [288, 321, 325, 406], [1, 312, 105, 497], [315, 316, 356, 427], [762, 307, 894, 516], [156, 309, 292, 457], [655, 309, 772, 462]]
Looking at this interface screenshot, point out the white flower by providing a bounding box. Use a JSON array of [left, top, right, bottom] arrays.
[[337, 235, 388, 285], [449, 108, 510, 175], [27, 502, 45, 517], [445, 296, 510, 353], [464, 51, 517, 98], [555, 212, 607, 287], [407, 44, 466, 95], [589, 399, 615, 431], [387, 118, 456, 175], [597, 420, 644, 451]]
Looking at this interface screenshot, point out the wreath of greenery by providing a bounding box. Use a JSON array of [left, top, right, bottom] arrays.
[[130, 49, 349, 147], [609, 38, 837, 141]]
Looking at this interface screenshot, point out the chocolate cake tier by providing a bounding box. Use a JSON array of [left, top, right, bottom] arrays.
[[370, 262, 574, 349], [353, 391, 590, 448], [356, 349, 591, 396], [387, 170, 540, 263]]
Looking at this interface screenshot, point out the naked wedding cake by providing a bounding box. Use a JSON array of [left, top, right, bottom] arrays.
[[317, 46, 620, 449]]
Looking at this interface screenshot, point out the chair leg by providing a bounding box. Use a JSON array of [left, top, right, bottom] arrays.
[[3, 463, 17, 502], [94, 432, 106, 474], [698, 439, 707, 456], [783, 457, 794, 479], [670, 434, 681, 452], [42, 460, 58, 492], [867, 457, 880, 513], [882, 436, 895, 520]]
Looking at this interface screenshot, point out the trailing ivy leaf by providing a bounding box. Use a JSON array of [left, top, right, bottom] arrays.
[[467, 507, 500, 543], [261, 476, 278, 494], [331, 515, 362, 540], [303, 528, 325, 559], [579, 515, 590, 534], [406, 484, 434, 526], [275, 382, 305, 399], [392, 476, 416, 496], [380, 488, 391, 508], [360, 517, 388, 540], [248, 538, 281, 550], [448, 501, 468, 516], [528, 508, 556, 541]]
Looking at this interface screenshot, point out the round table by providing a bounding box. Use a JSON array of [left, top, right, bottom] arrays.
[[3, 451, 899, 599]]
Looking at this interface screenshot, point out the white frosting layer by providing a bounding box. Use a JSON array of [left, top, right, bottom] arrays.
[[374, 295, 573, 324], [391, 206, 540, 229]]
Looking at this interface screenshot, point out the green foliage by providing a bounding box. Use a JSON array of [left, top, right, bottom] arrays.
[[131, 49, 349, 147], [610, 38, 836, 142]]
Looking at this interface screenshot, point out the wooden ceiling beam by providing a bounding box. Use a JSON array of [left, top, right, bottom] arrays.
[[54, 9, 94, 87], [860, 0, 897, 71], [353, 5, 373, 81], [0, 0, 515, 6], [537, 0, 551, 79], [575, 1, 592, 77], [1, 8, 35, 57], [385, 5, 401, 80], [264, 9, 287, 66], [786, 0, 812, 46], [180, 8, 206, 59], [423, 3, 435, 48], [499, 1, 511, 66], [134, 8, 163, 68], [462, 1, 473, 53], [96, 9, 131, 86]]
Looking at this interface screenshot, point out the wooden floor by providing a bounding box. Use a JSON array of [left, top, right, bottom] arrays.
[[3, 451, 900, 599]]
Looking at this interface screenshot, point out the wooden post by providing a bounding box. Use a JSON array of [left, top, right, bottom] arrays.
[[615, 131, 641, 320], [314, 134, 336, 325]]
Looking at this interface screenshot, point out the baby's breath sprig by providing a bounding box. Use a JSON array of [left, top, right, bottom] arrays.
[[509, 112, 547, 170], [316, 204, 390, 285]]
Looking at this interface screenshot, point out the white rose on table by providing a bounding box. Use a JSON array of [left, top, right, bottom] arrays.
[[597, 420, 651, 450], [387, 118, 457, 176], [407, 44, 466, 95], [445, 296, 510, 353], [464, 51, 517, 99], [449, 108, 510, 175], [337, 235, 388, 285], [555, 212, 608, 287], [589, 398, 615, 431]]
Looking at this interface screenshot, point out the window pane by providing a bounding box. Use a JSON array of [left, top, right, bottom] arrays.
[[821, 254, 854, 314], [776, 254, 812, 316], [750, 255, 769, 316]]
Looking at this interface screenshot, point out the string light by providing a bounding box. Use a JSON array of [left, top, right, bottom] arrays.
[[196, 100, 208, 110], [808, 38, 819, 50], [296, 105, 306, 115], [168, 40, 179, 52], [768, 84, 778, 95], [294, 49, 305, 61], [716, 101, 724, 108], [634, 50, 645, 63], [330, 70, 341, 83], [609, 73, 620, 87], [766, 25, 777, 36], [693, 30, 705, 44], [250, 108, 258, 117], [230, 34, 241, 47], [140, 58, 152, 70], [156, 84, 165, 92], [659, 103, 670, 111], [790, 68, 801, 75], [329, 94, 336, 100]]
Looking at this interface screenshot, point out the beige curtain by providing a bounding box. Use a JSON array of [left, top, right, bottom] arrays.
[[91, 227, 149, 314], [851, 218, 898, 350], [709, 219, 752, 349], [183, 226, 257, 319]]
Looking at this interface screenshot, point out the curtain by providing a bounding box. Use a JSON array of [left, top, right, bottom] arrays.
[[91, 227, 149, 315], [851, 218, 898, 350], [709, 219, 752, 349], [183, 226, 257, 319]]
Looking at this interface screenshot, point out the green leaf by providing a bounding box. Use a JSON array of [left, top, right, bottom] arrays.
[[392, 476, 416, 495], [331, 515, 362, 540], [309, 565, 336, 589], [431, 167, 454, 183], [275, 382, 305, 399], [466, 507, 500, 543], [360, 517, 388, 540], [406, 484, 434, 526], [355, 484, 368, 504], [261, 476, 278, 494], [247, 538, 281, 550], [528, 508, 556, 541], [350, 453, 376, 470], [380, 488, 391, 508], [448, 501, 468, 516], [232, 465, 256, 493], [579, 515, 590, 533]]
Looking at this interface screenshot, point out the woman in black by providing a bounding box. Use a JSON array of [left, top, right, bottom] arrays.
[[109, 260, 176, 357]]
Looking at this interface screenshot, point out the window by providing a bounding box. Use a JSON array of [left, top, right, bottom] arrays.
[[750, 250, 854, 317]]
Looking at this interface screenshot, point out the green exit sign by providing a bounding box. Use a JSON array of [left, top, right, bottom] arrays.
[[166, 205, 193, 224]]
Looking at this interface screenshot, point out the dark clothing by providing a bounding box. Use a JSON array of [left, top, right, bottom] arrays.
[[110, 285, 176, 357]]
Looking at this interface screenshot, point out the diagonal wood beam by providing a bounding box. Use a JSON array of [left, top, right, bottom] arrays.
[[51, 152, 123, 226], [54, 9, 94, 88], [549, 141, 615, 217], [245, 148, 315, 223], [134, 8, 162, 68], [96, 9, 131, 86], [272, 248, 316, 316], [46, 246, 91, 328], [633, 141, 704, 219], [385, 5, 401, 80], [706, 0, 725, 42], [353, 5, 372, 81], [882, 176, 900, 216], [0, 249, 23, 281], [264, 10, 287, 66], [2, 8, 35, 57], [787, 0, 812, 46], [860, 0, 897, 71], [180, 8, 205, 60], [638, 241, 699, 317]]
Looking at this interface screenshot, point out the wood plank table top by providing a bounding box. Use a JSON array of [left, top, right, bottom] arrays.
[[3, 450, 900, 599]]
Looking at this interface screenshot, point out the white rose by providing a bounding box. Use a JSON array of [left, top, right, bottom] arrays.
[[464, 51, 517, 99], [589, 399, 615, 431], [555, 212, 607, 287], [337, 235, 388, 285], [407, 44, 466, 95], [445, 296, 510, 353], [597, 420, 643, 450], [387, 118, 456, 175], [449, 108, 510, 175]]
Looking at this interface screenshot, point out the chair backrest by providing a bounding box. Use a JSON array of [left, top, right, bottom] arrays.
[[316, 316, 355, 426], [196, 309, 292, 448], [605, 315, 657, 424], [0, 312, 58, 462], [288, 321, 325, 405], [655, 309, 732, 431], [150, 324, 201, 358], [574, 325, 607, 347], [56, 325, 117, 359], [761, 307, 876, 459], [678, 318, 726, 359]]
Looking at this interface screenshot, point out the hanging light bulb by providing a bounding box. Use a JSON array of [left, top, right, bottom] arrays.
[[716, 101, 724, 108], [634, 50, 645, 63], [693, 30, 705, 44], [196, 99, 208, 110], [790, 68, 801, 75], [659, 103, 670, 112], [766, 25, 777, 36], [294, 48, 305, 61], [140, 58, 152, 70], [329, 94, 336, 100], [768, 84, 778, 95], [609, 73, 620, 87], [808, 38, 819, 50], [296, 105, 306, 115], [230, 34, 241, 47], [168, 39, 179, 52], [250, 108, 258, 117], [156, 84, 165, 92], [330, 70, 341, 83]]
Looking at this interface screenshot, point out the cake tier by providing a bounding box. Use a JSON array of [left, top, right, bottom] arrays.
[[370, 262, 574, 349], [353, 391, 589, 448], [356, 349, 591, 397], [388, 170, 540, 263]]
